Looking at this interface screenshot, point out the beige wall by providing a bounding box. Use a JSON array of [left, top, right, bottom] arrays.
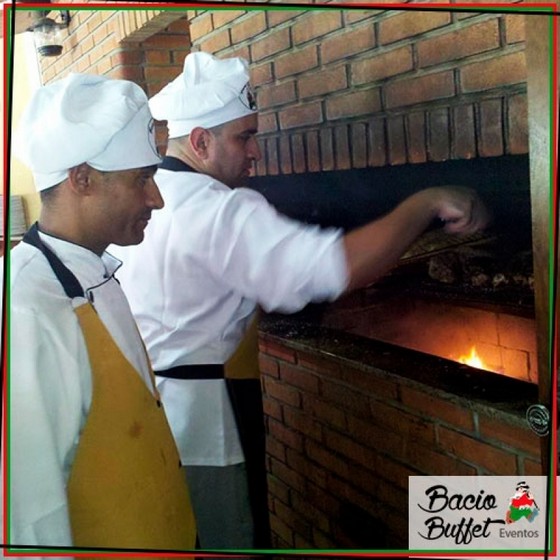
[[9, 33, 42, 226]]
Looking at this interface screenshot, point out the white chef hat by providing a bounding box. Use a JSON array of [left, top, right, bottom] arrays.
[[149, 51, 257, 139], [14, 73, 162, 192]]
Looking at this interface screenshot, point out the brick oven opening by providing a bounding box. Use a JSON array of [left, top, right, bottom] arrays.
[[250, 155, 537, 385]]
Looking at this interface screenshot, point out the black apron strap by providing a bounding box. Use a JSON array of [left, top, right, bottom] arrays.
[[225, 378, 271, 548], [154, 364, 225, 380], [22, 222, 85, 299], [159, 156, 199, 174]]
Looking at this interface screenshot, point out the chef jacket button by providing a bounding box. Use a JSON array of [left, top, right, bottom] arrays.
[[156, 400, 162, 407]]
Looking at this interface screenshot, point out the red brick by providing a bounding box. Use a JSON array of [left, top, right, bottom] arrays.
[[346, 414, 405, 458], [438, 426, 518, 474], [352, 46, 413, 85], [211, 9, 243, 29], [166, 18, 190, 35], [320, 379, 371, 418], [291, 133, 306, 174], [344, 9, 378, 25], [263, 377, 301, 408], [274, 498, 311, 541], [263, 395, 283, 422], [266, 9, 303, 27], [368, 116, 387, 167], [269, 456, 307, 494], [251, 27, 291, 62], [478, 98, 504, 157], [505, 13, 525, 44], [305, 440, 350, 480], [453, 104, 477, 159], [280, 363, 319, 394], [268, 475, 290, 505], [400, 386, 475, 432], [461, 51, 527, 92], [286, 448, 328, 489], [283, 407, 322, 441], [375, 455, 419, 490], [258, 80, 296, 109], [145, 49, 172, 65], [326, 88, 382, 120], [305, 130, 321, 173], [301, 393, 347, 431], [507, 93, 529, 154], [320, 128, 335, 171], [278, 101, 323, 130], [497, 314, 537, 353], [268, 417, 304, 452], [259, 337, 297, 363], [386, 71, 455, 108], [231, 11, 267, 43], [144, 64, 182, 82], [292, 11, 343, 45], [266, 435, 287, 462], [145, 34, 191, 50], [334, 125, 351, 170], [501, 347, 530, 380], [387, 115, 407, 165], [379, 10, 451, 45], [478, 415, 541, 456], [418, 20, 500, 68], [269, 512, 295, 547], [428, 107, 451, 162], [252, 61, 273, 87], [228, 45, 250, 62], [323, 427, 380, 472], [274, 44, 318, 79], [188, 12, 213, 41], [279, 136, 292, 175], [259, 354, 279, 377], [296, 350, 342, 377], [199, 28, 231, 54], [257, 111, 277, 134], [351, 123, 368, 169], [406, 439, 477, 475], [265, 136, 279, 175], [523, 457, 544, 475], [407, 111, 427, 164], [299, 65, 347, 99], [321, 24, 375, 64]]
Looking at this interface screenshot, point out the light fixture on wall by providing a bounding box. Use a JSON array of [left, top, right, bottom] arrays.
[[29, 10, 71, 57]]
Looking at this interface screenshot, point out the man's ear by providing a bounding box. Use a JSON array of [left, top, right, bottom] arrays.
[[67, 163, 94, 194], [189, 127, 211, 159]]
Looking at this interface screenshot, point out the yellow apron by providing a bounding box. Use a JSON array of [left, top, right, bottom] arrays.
[[23, 223, 196, 556]]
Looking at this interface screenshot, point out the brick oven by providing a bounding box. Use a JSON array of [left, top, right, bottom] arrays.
[[12, 2, 555, 551]]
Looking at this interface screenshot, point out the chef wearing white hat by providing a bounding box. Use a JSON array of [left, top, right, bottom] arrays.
[[113, 52, 489, 549], [9, 73, 195, 550]]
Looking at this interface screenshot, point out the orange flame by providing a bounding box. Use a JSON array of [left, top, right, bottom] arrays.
[[457, 346, 486, 369]]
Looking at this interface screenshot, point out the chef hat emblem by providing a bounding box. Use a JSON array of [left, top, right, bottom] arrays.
[[240, 82, 257, 111]]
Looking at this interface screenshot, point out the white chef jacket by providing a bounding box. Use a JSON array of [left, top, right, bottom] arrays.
[[8, 232, 154, 549], [112, 169, 349, 467]]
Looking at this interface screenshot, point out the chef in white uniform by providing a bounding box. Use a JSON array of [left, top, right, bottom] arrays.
[[7, 74, 195, 554], [112, 52, 490, 549]]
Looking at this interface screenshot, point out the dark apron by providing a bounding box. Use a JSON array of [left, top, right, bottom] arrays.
[[23, 223, 196, 555], [156, 157, 271, 548]]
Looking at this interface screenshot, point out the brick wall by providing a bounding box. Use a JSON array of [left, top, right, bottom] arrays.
[[258, 329, 542, 549], [40, 4, 528, 168], [186, 5, 528, 176]]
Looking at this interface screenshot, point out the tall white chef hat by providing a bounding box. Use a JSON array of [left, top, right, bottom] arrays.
[[149, 51, 257, 139], [14, 73, 162, 192]]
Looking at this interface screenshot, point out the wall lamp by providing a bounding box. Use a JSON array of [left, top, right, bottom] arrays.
[[28, 10, 71, 57]]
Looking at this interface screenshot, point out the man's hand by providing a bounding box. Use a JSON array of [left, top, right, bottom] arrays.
[[426, 186, 491, 235]]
